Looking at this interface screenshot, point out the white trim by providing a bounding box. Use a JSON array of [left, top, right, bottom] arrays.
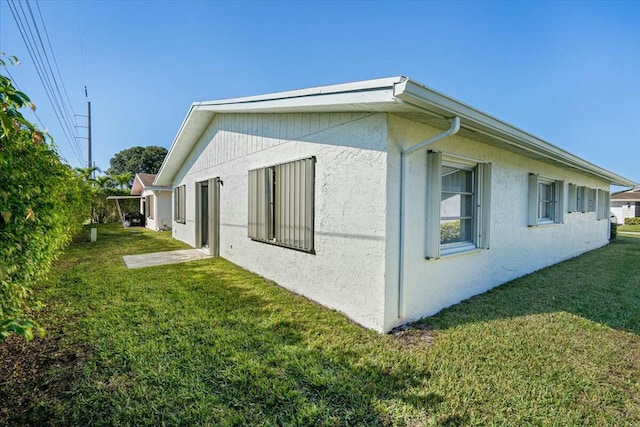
[[154, 77, 637, 188]]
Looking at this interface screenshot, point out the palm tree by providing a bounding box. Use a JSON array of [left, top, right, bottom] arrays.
[[93, 175, 113, 189], [111, 172, 133, 190], [75, 166, 100, 182]]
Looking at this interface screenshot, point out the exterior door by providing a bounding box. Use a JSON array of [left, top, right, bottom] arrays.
[[200, 181, 209, 248], [196, 178, 221, 256]]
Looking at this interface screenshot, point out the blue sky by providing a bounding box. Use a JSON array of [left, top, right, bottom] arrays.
[[1, 1, 638, 185]]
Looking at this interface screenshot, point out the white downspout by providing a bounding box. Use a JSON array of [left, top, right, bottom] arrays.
[[397, 116, 461, 319]]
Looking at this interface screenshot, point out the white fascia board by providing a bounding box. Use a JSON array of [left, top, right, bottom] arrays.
[[196, 76, 405, 108], [197, 90, 401, 114], [394, 79, 637, 188], [155, 106, 212, 186], [154, 77, 407, 186]]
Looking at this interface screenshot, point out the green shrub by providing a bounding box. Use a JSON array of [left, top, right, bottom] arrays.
[[624, 217, 640, 225], [0, 57, 90, 340]]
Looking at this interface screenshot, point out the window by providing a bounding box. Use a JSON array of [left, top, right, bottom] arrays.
[[597, 189, 610, 220], [174, 185, 186, 223], [145, 195, 154, 219], [248, 157, 315, 252], [426, 151, 491, 258], [528, 174, 563, 226], [568, 184, 596, 213]]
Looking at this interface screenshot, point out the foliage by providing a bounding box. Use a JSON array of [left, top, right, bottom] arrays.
[[106, 146, 167, 176], [2, 224, 638, 425], [74, 170, 138, 224], [0, 56, 90, 341], [0, 54, 38, 140], [110, 172, 133, 189], [624, 217, 640, 225], [440, 220, 460, 244]]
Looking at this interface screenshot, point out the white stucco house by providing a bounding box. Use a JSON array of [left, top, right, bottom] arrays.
[[154, 77, 636, 332], [610, 188, 640, 224], [131, 173, 172, 231]]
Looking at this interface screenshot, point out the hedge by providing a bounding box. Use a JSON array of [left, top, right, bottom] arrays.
[[624, 217, 640, 225], [1, 58, 90, 340]]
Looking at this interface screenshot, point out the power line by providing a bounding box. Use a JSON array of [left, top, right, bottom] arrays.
[[6, 0, 85, 165], [35, 0, 76, 117], [16, 0, 77, 147], [26, 0, 77, 131], [2, 66, 46, 129], [2, 67, 71, 165]]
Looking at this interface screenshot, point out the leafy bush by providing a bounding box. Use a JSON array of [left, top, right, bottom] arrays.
[[0, 57, 90, 340], [93, 188, 139, 224], [624, 217, 640, 225]]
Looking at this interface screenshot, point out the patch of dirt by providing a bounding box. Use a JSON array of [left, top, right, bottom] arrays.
[[390, 323, 437, 349], [0, 315, 89, 425]]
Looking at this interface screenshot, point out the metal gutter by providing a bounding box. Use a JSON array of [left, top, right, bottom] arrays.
[[393, 79, 637, 187], [397, 117, 461, 319]]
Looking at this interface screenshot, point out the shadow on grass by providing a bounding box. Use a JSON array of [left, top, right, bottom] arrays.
[[104, 260, 444, 425], [4, 225, 449, 426], [420, 236, 640, 336]]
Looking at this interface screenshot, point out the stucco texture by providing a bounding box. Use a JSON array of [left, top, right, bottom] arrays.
[[171, 112, 389, 331], [384, 114, 611, 331]]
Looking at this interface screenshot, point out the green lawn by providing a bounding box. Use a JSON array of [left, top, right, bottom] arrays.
[[1, 224, 638, 426], [619, 224, 640, 233]]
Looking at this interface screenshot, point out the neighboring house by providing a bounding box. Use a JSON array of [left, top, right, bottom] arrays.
[[611, 188, 640, 224], [131, 173, 172, 231], [154, 77, 636, 332]]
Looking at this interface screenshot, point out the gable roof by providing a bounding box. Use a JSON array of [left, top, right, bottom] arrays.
[[155, 76, 637, 188], [131, 173, 170, 195], [612, 188, 640, 202]]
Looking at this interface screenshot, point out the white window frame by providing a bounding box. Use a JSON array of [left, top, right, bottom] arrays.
[[528, 174, 563, 226], [426, 151, 491, 259], [174, 185, 186, 224], [248, 157, 315, 253]]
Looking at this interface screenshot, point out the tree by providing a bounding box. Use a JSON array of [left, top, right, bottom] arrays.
[[1, 55, 90, 341], [110, 172, 133, 189], [75, 165, 100, 182], [106, 146, 167, 176]]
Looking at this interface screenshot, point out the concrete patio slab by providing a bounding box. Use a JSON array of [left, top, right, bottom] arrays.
[[123, 249, 211, 269]]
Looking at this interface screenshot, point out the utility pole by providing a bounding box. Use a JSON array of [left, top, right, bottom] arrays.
[[87, 100, 92, 177], [75, 86, 93, 177]]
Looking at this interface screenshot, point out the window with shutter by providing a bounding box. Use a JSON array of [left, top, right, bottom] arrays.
[[173, 185, 186, 223], [426, 151, 491, 259], [597, 189, 610, 220], [528, 174, 564, 226], [248, 157, 315, 252]]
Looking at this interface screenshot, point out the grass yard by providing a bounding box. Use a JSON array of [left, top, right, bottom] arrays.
[[619, 224, 640, 233], [1, 224, 639, 426]]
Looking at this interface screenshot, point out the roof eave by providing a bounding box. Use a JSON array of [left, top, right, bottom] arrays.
[[155, 76, 637, 189], [394, 79, 637, 188], [154, 77, 408, 186]]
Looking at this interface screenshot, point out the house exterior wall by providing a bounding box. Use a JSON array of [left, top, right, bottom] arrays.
[[171, 112, 389, 331], [142, 189, 172, 231], [611, 201, 639, 224], [383, 114, 612, 331]]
